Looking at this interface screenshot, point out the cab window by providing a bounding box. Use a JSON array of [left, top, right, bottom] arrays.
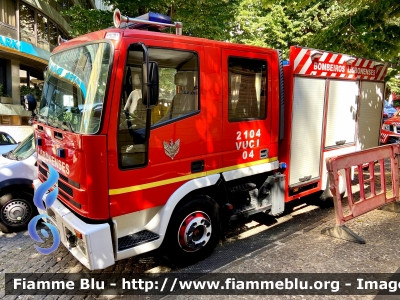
[[117, 47, 199, 169], [228, 57, 267, 121]]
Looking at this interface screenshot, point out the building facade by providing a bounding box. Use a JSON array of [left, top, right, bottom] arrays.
[[0, 0, 98, 126]]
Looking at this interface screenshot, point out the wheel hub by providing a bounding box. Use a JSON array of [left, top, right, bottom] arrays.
[[178, 211, 212, 252], [2, 200, 30, 225]]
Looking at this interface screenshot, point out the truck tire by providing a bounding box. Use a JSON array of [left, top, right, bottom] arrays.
[[164, 196, 220, 266], [0, 192, 37, 233]]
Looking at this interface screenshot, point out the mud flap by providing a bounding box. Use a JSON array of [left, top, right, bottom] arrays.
[[270, 173, 285, 216]]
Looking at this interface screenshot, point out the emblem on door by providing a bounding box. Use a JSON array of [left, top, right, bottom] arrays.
[[163, 139, 180, 160]]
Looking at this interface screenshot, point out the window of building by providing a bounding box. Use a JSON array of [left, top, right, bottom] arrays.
[[118, 47, 199, 168], [49, 21, 58, 50], [228, 57, 267, 121], [17, 3, 69, 51], [37, 13, 49, 51], [0, 59, 7, 96], [0, 0, 16, 27], [20, 65, 44, 102], [19, 4, 35, 44]]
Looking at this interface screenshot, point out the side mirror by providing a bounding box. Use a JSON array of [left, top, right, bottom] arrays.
[[24, 94, 37, 111], [142, 61, 159, 107]]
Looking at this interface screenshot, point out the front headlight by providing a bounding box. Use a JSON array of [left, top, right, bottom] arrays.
[[382, 124, 392, 131]]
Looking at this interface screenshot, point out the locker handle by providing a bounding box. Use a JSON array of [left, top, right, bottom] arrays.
[[335, 140, 346, 145], [299, 175, 312, 182], [191, 160, 204, 173]]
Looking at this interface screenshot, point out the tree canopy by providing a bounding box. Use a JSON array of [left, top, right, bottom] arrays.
[[63, 0, 400, 90]]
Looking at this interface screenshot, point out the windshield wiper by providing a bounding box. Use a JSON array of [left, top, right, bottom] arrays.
[[48, 118, 61, 129], [37, 114, 49, 125], [61, 121, 75, 133]]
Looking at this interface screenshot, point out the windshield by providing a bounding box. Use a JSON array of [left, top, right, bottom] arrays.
[[9, 133, 35, 160], [39, 42, 111, 134]]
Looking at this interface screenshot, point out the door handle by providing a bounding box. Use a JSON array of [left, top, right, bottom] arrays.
[[191, 160, 204, 173], [299, 175, 312, 182]]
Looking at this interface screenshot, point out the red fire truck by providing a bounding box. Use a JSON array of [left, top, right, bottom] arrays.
[[31, 9, 388, 270]]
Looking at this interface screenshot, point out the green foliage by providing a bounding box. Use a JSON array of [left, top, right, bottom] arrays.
[[0, 84, 10, 97], [386, 68, 400, 95], [61, 6, 112, 37], [20, 85, 41, 101], [63, 0, 400, 91]]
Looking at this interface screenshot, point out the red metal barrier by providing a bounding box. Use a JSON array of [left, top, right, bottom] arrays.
[[322, 144, 400, 243]]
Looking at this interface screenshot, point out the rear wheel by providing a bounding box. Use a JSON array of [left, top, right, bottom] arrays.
[[0, 192, 36, 233], [164, 196, 220, 266]]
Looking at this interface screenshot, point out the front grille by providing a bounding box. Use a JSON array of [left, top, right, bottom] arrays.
[[39, 165, 47, 177], [58, 181, 73, 196], [38, 161, 80, 207]]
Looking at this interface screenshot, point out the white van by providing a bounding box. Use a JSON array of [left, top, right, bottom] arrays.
[[0, 133, 37, 233]]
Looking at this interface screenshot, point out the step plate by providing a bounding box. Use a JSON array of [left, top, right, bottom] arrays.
[[118, 230, 159, 251]]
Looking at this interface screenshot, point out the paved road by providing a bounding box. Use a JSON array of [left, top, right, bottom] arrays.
[[1, 161, 400, 299], [0, 197, 335, 298]]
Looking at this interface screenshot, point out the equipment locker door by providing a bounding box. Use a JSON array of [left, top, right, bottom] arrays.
[[289, 77, 326, 186], [357, 81, 384, 150], [221, 48, 273, 172], [324, 80, 359, 148]]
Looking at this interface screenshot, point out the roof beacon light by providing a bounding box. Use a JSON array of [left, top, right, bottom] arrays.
[[310, 50, 323, 60], [113, 8, 183, 35], [344, 56, 356, 65]]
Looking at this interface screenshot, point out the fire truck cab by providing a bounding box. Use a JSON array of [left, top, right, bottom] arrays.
[[32, 10, 387, 270]]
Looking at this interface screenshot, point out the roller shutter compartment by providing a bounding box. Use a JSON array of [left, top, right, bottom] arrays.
[[325, 80, 359, 148], [357, 81, 384, 150], [289, 77, 326, 186]]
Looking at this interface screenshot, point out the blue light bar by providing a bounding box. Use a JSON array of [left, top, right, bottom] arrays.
[[138, 12, 172, 24], [113, 8, 183, 35], [129, 12, 172, 30]]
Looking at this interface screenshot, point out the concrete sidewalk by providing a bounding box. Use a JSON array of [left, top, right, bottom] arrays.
[[209, 204, 400, 299]]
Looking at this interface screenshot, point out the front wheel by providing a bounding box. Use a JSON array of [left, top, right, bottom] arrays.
[[0, 192, 37, 233], [164, 196, 220, 266]]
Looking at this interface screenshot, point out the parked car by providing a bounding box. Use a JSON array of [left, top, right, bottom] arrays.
[[380, 110, 400, 144], [383, 100, 398, 122], [0, 131, 18, 155], [0, 133, 37, 233]]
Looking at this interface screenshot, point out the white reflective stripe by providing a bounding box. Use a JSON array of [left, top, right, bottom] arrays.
[[340, 74, 346, 77], [299, 58, 312, 74], [376, 63, 388, 81], [321, 72, 327, 76], [355, 58, 363, 67], [338, 55, 346, 64], [311, 71, 317, 75], [331, 73, 337, 77], [294, 48, 308, 70], [222, 160, 279, 182], [363, 60, 370, 68], [319, 52, 329, 62], [329, 54, 338, 63]]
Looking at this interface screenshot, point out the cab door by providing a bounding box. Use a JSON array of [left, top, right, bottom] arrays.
[[221, 48, 276, 173]]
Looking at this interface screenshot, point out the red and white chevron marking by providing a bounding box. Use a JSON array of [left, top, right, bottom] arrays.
[[380, 133, 389, 144], [292, 47, 388, 81]]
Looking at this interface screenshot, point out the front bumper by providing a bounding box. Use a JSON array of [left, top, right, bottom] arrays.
[[33, 179, 115, 270]]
